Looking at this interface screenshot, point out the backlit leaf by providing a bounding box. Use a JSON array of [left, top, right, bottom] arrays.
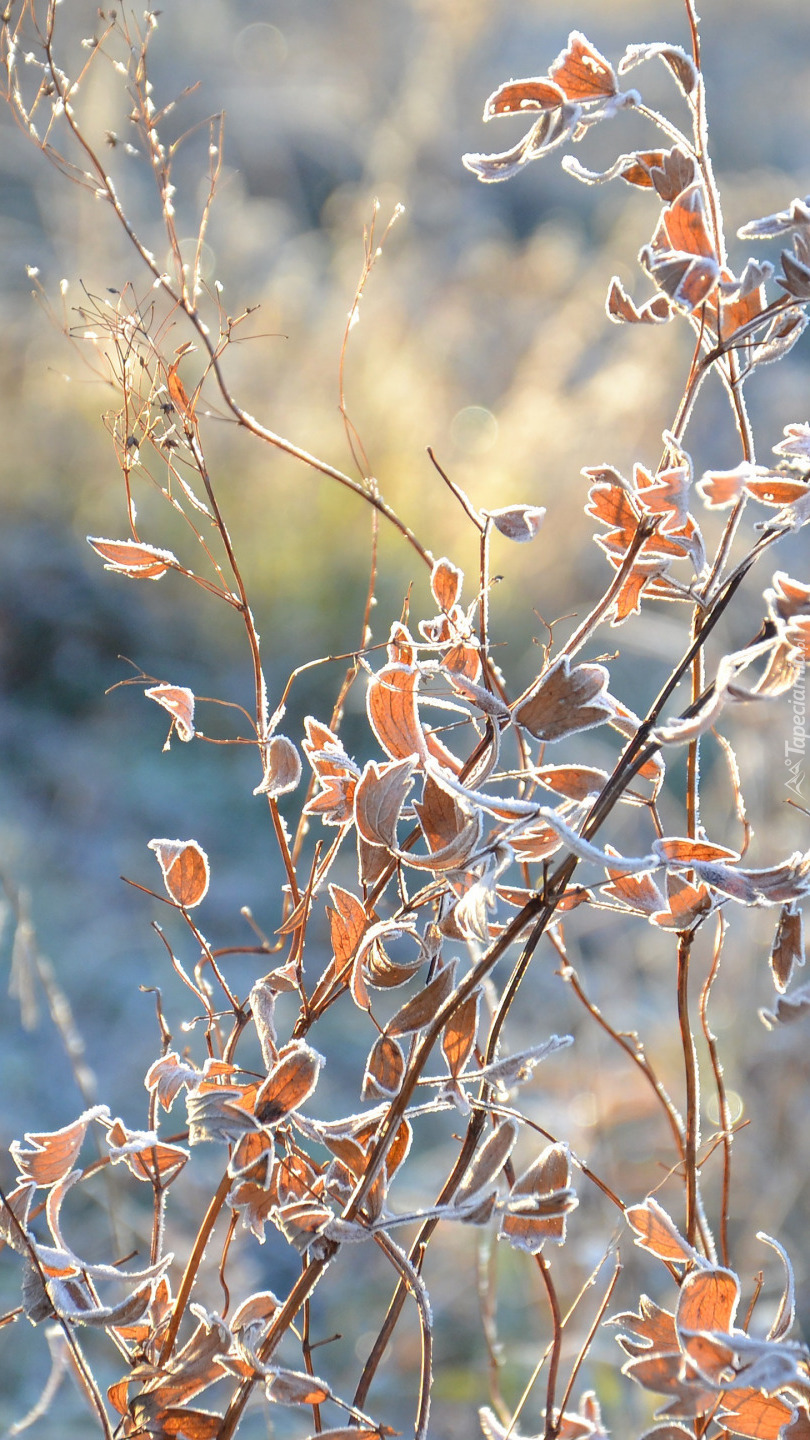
[[88, 536, 178, 579], [145, 684, 195, 744], [148, 837, 210, 908]]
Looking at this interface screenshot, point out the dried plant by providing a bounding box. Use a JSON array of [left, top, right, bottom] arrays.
[[2, 3, 810, 1439]]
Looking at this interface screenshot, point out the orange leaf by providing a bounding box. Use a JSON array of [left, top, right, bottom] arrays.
[[88, 536, 178, 579], [550, 31, 618, 100], [386, 959, 457, 1037], [514, 658, 613, 741], [10, 1105, 109, 1188], [625, 1197, 698, 1262], [145, 684, 195, 744], [484, 76, 567, 118], [148, 838, 210, 908], [430, 556, 464, 611]]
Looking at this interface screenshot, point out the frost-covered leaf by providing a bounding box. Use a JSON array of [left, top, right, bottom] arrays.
[[148, 838, 210, 908]]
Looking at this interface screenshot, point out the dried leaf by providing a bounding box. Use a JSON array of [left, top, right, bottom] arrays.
[[354, 756, 416, 849], [463, 106, 582, 184], [362, 1032, 405, 1101], [606, 275, 672, 324], [265, 1366, 331, 1406], [618, 41, 698, 97], [500, 1142, 576, 1252], [87, 536, 178, 579], [105, 1118, 188, 1186], [145, 684, 195, 744], [677, 1266, 739, 1340], [549, 31, 618, 100], [487, 504, 546, 542], [534, 764, 608, 801], [455, 1119, 519, 1209], [11, 1106, 110, 1188], [625, 1197, 700, 1263], [255, 1043, 323, 1125], [148, 837, 210, 908], [253, 735, 302, 798], [386, 959, 458, 1037], [430, 556, 464, 610], [145, 1052, 200, 1110], [769, 902, 804, 993], [514, 657, 614, 740], [441, 986, 480, 1079]]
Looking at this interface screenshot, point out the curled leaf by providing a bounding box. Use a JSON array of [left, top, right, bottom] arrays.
[[145, 683, 196, 745], [487, 504, 546, 542]]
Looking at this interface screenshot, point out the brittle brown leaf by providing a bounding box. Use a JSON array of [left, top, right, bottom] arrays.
[[677, 1266, 739, 1340], [386, 959, 457, 1037], [145, 684, 195, 744], [302, 716, 358, 824], [625, 1197, 699, 1262], [430, 556, 464, 611], [253, 735, 302, 798], [487, 504, 546, 542], [11, 1105, 109, 1188], [442, 986, 480, 1079], [484, 76, 567, 117], [362, 1032, 405, 1101], [145, 1052, 200, 1110], [328, 886, 369, 967], [618, 42, 698, 98], [535, 764, 608, 801], [606, 275, 672, 324], [148, 837, 210, 908], [265, 1366, 331, 1405], [717, 1390, 809, 1439], [255, 1042, 323, 1125], [463, 108, 581, 184], [770, 902, 804, 993], [106, 1118, 188, 1187], [88, 536, 178, 579], [514, 657, 614, 741], [549, 31, 618, 101], [455, 1118, 519, 1210], [500, 1142, 576, 1253], [354, 756, 416, 850], [166, 357, 195, 419], [611, 1295, 679, 1359]]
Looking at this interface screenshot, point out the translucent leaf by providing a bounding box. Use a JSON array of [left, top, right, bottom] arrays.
[[618, 41, 698, 97], [442, 986, 480, 1079], [430, 556, 464, 610], [487, 504, 546, 542], [455, 1118, 519, 1208], [10, 1105, 110, 1188], [145, 684, 195, 743], [253, 735, 302, 798], [769, 903, 804, 993], [149, 838, 210, 908], [354, 756, 416, 849], [386, 959, 457, 1036], [549, 30, 618, 100], [87, 536, 178, 578], [676, 1266, 739, 1340], [500, 1142, 576, 1253], [255, 1042, 323, 1125], [265, 1366, 331, 1406], [362, 1032, 405, 1101], [514, 657, 614, 740], [625, 1197, 700, 1263]]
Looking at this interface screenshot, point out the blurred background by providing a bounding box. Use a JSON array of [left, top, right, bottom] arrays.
[[2, 0, 810, 1434]]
